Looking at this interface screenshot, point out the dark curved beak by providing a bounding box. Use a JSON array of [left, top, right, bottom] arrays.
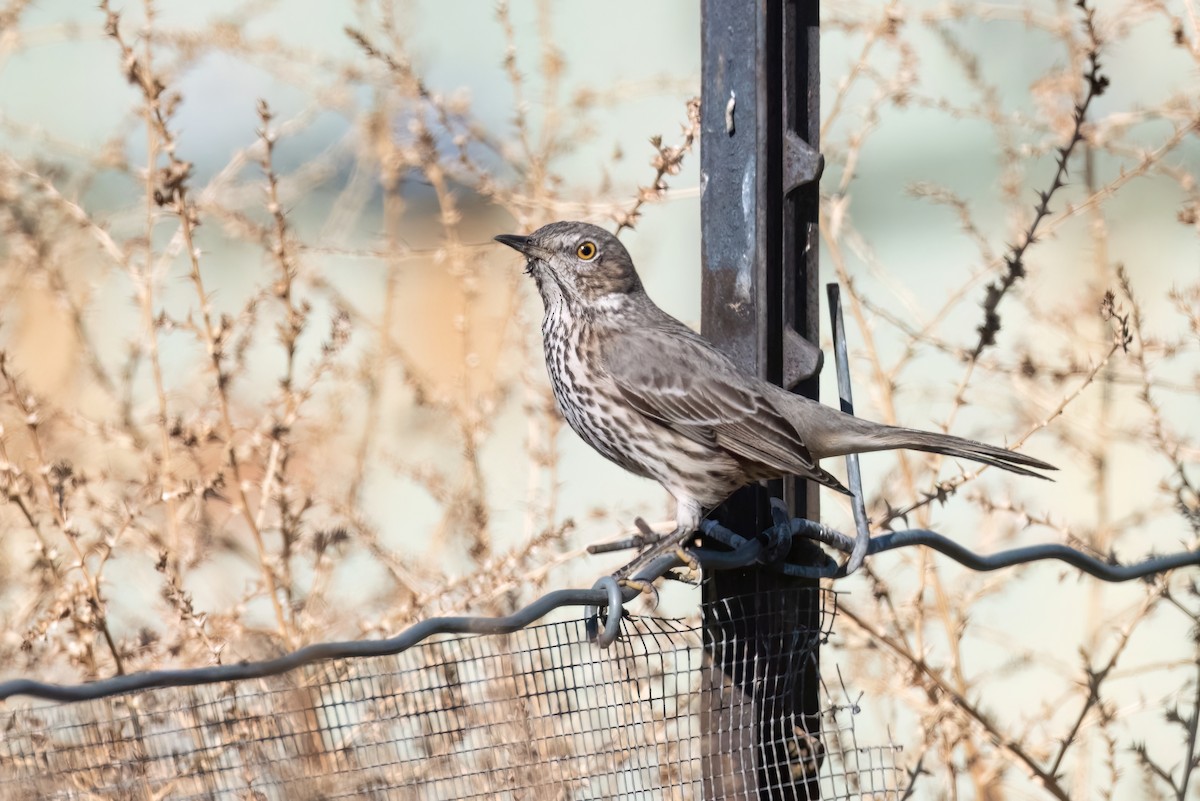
[[494, 233, 550, 261], [493, 233, 532, 254]]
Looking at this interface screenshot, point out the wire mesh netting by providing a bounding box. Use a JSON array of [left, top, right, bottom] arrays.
[[0, 589, 907, 800]]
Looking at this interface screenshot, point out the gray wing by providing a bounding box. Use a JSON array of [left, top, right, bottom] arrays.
[[600, 324, 850, 494]]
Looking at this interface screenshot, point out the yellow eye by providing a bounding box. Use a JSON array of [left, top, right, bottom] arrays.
[[576, 241, 598, 261]]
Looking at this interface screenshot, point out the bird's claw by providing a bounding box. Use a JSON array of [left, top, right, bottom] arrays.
[[664, 568, 701, 586], [618, 578, 660, 607], [673, 546, 701, 573]]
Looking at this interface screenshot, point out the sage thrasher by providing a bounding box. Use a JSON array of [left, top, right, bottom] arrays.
[[496, 221, 1054, 572]]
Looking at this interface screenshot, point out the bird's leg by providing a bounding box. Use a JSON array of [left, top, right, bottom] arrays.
[[612, 524, 698, 586], [605, 501, 703, 594], [616, 546, 700, 597]]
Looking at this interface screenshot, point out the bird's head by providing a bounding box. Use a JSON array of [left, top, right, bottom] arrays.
[[494, 221, 643, 307]]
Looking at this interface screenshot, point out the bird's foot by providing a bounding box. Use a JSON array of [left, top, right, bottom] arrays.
[[617, 577, 655, 596], [611, 526, 696, 585], [673, 546, 701, 573], [617, 577, 661, 609]]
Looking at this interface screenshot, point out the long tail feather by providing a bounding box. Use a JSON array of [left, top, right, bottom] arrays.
[[773, 390, 1056, 479], [870, 427, 1056, 478]]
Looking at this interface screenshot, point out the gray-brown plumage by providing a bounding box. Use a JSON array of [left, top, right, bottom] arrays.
[[496, 221, 1054, 557]]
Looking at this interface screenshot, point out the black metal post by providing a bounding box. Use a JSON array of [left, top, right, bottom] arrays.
[[700, 0, 824, 798]]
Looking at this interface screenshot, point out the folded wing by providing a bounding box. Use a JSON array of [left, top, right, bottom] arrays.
[[600, 323, 850, 494]]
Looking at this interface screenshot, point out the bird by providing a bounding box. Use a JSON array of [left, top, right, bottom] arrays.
[[495, 221, 1055, 574]]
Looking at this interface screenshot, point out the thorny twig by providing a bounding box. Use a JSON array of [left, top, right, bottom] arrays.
[[972, 0, 1109, 357], [613, 96, 701, 235], [1131, 601, 1200, 800]]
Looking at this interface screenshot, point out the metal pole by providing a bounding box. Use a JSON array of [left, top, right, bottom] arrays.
[[700, 0, 824, 798]]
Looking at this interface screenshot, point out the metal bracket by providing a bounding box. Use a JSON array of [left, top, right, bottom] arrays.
[[784, 130, 824, 193], [783, 327, 823, 388], [782, 129, 824, 388]]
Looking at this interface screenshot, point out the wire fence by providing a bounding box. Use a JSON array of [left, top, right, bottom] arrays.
[[0, 589, 907, 801], [0, 511, 1191, 799]]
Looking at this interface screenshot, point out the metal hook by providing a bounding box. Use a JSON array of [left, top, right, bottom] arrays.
[[585, 576, 624, 648]]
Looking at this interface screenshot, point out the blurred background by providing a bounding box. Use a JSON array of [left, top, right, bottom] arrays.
[[1, 0, 1197, 797]]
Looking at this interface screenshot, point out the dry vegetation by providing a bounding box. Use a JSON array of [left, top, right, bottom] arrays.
[[822, 1, 1200, 798], [0, 0, 1197, 799]]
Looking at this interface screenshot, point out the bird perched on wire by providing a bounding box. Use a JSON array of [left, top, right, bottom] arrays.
[[495, 221, 1054, 575]]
